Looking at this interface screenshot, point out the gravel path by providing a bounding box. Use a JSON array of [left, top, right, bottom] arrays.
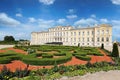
[[59, 70, 120, 80]]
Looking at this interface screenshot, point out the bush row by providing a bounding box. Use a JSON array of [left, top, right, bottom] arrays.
[[72, 53, 87, 56], [75, 55, 91, 61], [54, 53, 66, 56], [87, 52, 104, 56], [42, 53, 53, 58], [22, 53, 72, 66]]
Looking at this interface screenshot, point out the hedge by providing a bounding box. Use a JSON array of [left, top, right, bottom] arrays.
[[35, 53, 42, 57], [0, 57, 12, 64], [72, 53, 86, 56], [54, 53, 66, 56], [87, 52, 104, 56], [0, 55, 22, 64], [75, 55, 91, 61], [22, 53, 72, 66], [42, 53, 53, 58], [0, 53, 16, 57]]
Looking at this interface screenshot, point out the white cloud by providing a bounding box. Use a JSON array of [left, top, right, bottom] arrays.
[[110, 20, 120, 41], [68, 9, 75, 14], [111, 0, 120, 5], [100, 18, 108, 23], [91, 14, 96, 18], [39, 0, 55, 5], [38, 19, 55, 28], [74, 18, 98, 26], [66, 14, 77, 19], [16, 13, 22, 17], [57, 18, 66, 24], [28, 17, 36, 23], [0, 13, 20, 27]]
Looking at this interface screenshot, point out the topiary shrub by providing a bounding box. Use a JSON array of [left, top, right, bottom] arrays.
[[101, 43, 104, 49], [54, 53, 66, 56], [111, 43, 119, 57], [87, 52, 104, 56], [75, 55, 91, 61], [42, 53, 53, 58]]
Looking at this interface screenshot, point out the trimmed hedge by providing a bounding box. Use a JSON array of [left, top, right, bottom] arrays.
[[87, 52, 104, 56], [54, 53, 66, 56], [72, 53, 86, 56], [42, 53, 53, 58], [0, 53, 16, 57], [0, 57, 12, 64], [22, 53, 72, 66], [35, 53, 42, 57], [75, 55, 91, 61]]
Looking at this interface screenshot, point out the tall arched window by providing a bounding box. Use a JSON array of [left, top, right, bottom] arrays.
[[97, 37, 99, 42], [106, 37, 109, 42], [102, 37, 104, 42]]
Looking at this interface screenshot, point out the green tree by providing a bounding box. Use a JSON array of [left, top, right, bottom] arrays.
[[101, 43, 104, 49], [111, 43, 119, 57], [4, 36, 15, 42]]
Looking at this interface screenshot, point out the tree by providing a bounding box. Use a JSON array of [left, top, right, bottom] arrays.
[[111, 43, 119, 57], [4, 36, 15, 42], [101, 43, 104, 49]]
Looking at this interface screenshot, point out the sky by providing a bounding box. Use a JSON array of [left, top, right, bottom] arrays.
[[0, 0, 120, 41]]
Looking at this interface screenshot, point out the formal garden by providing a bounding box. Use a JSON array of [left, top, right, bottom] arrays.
[[0, 43, 119, 80]]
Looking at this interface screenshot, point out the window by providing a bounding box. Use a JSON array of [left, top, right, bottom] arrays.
[[66, 38, 68, 42], [66, 32, 68, 36], [87, 38, 89, 42], [83, 31, 84, 35], [102, 30, 104, 34], [102, 37, 104, 42], [79, 32, 80, 35], [83, 38, 84, 42], [74, 38, 76, 42], [87, 31, 89, 35], [82, 43, 84, 45], [87, 43, 89, 45], [71, 32, 73, 36], [74, 32, 76, 36], [92, 38, 94, 41], [97, 30, 100, 35], [97, 38, 99, 42], [106, 30, 109, 34], [79, 38, 80, 41], [106, 37, 109, 42], [92, 31, 94, 35], [71, 38, 72, 41]]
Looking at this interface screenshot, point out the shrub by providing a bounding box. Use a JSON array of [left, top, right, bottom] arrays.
[[87, 52, 104, 56], [0, 57, 12, 64], [101, 43, 104, 49], [72, 53, 86, 56], [111, 43, 119, 57], [14, 68, 30, 78], [73, 50, 77, 53], [22, 53, 72, 65], [42, 53, 53, 58], [35, 53, 42, 57], [75, 55, 91, 61], [54, 53, 66, 56], [0, 65, 13, 80], [86, 61, 92, 68]]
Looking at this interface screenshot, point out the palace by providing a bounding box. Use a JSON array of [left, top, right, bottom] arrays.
[[30, 24, 112, 47]]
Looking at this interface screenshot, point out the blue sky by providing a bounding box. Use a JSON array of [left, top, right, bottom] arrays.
[[0, 0, 120, 41]]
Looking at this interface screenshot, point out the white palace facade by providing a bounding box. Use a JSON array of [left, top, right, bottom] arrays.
[[31, 24, 112, 47]]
